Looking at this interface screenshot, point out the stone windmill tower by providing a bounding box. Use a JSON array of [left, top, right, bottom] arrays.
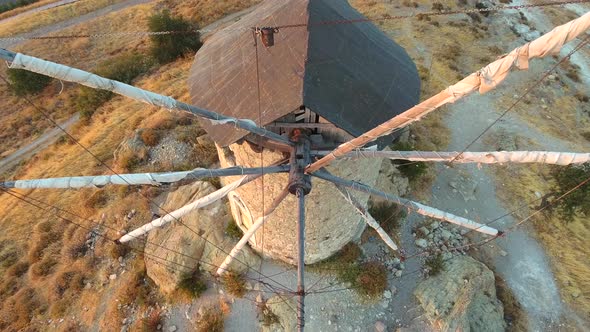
[[188, 0, 420, 264]]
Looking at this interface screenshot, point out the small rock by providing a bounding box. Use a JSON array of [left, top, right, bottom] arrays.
[[109, 274, 117, 280], [168, 326, 177, 332], [440, 229, 452, 241], [375, 320, 387, 332], [571, 289, 581, 298], [419, 227, 430, 236], [390, 286, 397, 295], [415, 239, 428, 248], [118, 256, 124, 263], [157, 324, 162, 330], [430, 221, 440, 229], [395, 270, 402, 277], [499, 250, 508, 257], [256, 294, 264, 304], [383, 290, 392, 299]]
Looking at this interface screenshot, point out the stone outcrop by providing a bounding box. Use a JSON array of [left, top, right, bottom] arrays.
[[144, 181, 260, 294], [217, 140, 382, 265], [414, 256, 506, 332]]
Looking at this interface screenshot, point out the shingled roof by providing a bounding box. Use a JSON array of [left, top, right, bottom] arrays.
[[188, 0, 420, 146]]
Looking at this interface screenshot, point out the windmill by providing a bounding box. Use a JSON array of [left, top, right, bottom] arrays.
[[1, 1, 589, 330]]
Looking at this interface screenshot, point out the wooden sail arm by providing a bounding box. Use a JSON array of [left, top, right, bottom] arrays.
[[0, 48, 292, 146], [216, 187, 290, 275], [0, 166, 289, 189], [334, 184, 398, 251], [305, 12, 590, 173], [118, 175, 258, 243], [312, 171, 499, 236], [324, 150, 590, 166]]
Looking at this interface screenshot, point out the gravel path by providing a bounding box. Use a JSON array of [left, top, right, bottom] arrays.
[[0, 0, 152, 48], [0, 0, 79, 25], [0, 113, 79, 174]]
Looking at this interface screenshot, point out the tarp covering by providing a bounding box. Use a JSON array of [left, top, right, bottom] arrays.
[[188, 0, 420, 146]]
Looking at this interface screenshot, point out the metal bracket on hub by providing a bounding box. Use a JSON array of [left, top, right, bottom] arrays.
[[288, 129, 312, 195]]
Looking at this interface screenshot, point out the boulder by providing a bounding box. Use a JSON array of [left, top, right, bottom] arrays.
[[144, 181, 260, 294], [415, 239, 428, 249], [414, 256, 505, 332]]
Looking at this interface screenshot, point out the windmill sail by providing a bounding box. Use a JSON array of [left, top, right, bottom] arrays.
[[306, 12, 590, 173], [314, 171, 499, 236], [334, 150, 590, 165], [335, 184, 399, 251], [216, 187, 290, 275], [0, 166, 289, 189], [118, 175, 259, 243], [1, 50, 290, 145]]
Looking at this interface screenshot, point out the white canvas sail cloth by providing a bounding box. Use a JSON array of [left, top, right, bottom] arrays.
[[306, 11, 590, 173], [6, 53, 289, 144], [313, 171, 499, 236], [119, 175, 256, 243], [0, 166, 289, 189], [335, 185, 398, 251], [342, 151, 590, 165], [216, 187, 290, 275], [3, 171, 195, 189]]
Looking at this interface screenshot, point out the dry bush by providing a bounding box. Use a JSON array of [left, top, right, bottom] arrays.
[[83, 190, 110, 210], [425, 253, 445, 276], [197, 306, 225, 332], [52, 269, 86, 300], [560, 61, 581, 83], [138, 309, 163, 332], [109, 242, 131, 260], [116, 148, 143, 172], [0, 245, 19, 269], [148, 10, 202, 64], [431, 2, 444, 11], [355, 261, 388, 297], [575, 92, 589, 103], [221, 272, 247, 298], [175, 270, 207, 300], [0, 287, 45, 330], [30, 256, 58, 278], [140, 129, 161, 147], [7, 260, 29, 278]]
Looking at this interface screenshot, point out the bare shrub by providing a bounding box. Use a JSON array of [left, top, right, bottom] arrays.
[[197, 306, 224, 332], [221, 272, 247, 298], [139, 129, 161, 147]]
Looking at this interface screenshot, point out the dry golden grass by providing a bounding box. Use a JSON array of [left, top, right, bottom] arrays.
[[0, 0, 261, 328], [0, 0, 127, 37], [0, 0, 59, 21], [489, 163, 590, 316]]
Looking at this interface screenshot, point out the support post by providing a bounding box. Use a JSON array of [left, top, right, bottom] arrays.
[[287, 129, 312, 332], [296, 187, 305, 332]]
